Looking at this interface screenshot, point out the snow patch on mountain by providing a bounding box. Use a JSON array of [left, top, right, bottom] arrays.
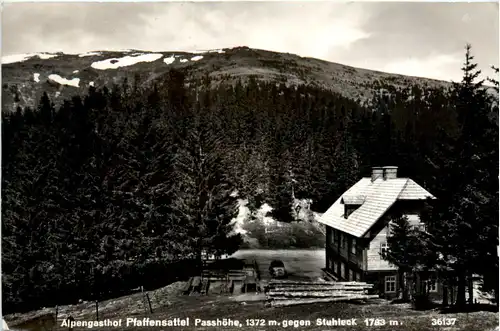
[[33, 73, 40, 83], [191, 55, 203, 62], [48, 74, 80, 87], [73, 70, 79, 74], [190, 49, 225, 54], [163, 56, 175, 65], [91, 53, 163, 70], [78, 52, 101, 58], [89, 81, 95, 87], [180, 59, 188, 63], [3, 53, 58, 64]]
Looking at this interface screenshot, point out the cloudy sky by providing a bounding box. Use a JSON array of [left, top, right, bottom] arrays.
[[2, 1, 498, 82]]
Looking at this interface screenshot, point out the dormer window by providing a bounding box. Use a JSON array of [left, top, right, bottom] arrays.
[[342, 195, 365, 219]]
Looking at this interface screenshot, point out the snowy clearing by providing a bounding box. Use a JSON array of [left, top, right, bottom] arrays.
[[180, 59, 188, 63], [163, 56, 175, 65], [190, 55, 203, 61], [78, 52, 101, 57], [48, 74, 80, 87], [33, 73, 40, 83], [231, 197, 319, 234], [90, 53, 163, 70], [3, 53, 58, 64]]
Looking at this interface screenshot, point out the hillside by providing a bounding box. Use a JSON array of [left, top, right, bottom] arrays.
[[2, 43, 498, 315], [1, 46, 454, 112]]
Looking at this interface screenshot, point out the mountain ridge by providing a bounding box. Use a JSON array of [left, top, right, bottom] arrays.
[[0, 46, 484, 112]]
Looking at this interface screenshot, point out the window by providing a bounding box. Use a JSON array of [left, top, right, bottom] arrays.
[[427, 279, 438, 292], [340, 234, 348, 249], [349, 269, 354, 281], [380, 242, 389, 257], [356, 272, 361, 282], [341, 262, 346, 279], [333, 261, 338, 274], [385, 276, 396, 293], [332, 229, 336, 245], [351, 238, 357, 254]]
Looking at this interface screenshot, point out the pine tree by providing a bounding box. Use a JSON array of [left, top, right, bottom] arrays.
[[422, 44, 498, 308], [171, 110, 242, 268], [487, 65, 499, 93]]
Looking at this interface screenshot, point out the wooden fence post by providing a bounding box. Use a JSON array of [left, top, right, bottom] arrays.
[[145, 292, 153, 314], [95, 300, 99, 320], [141, 286, 153, 314]]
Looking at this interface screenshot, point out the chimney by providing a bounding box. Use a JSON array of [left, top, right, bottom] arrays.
[[383, 166, 398, 180], [371, 167, 383, 182]]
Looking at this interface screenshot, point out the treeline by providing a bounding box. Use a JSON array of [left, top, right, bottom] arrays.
[[2, 45, 498, 313], [384, 46, 499, 309]]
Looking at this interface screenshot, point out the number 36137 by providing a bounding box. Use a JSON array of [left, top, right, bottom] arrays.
[[432, 318, 456, 326]]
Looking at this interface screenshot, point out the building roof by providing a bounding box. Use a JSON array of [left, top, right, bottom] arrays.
[[318, 177, 435, 238]]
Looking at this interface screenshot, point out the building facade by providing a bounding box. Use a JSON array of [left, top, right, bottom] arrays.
[[319, 166, 441, 299]]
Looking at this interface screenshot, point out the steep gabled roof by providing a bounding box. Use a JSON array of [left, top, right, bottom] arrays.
[[318, 178, 435, 238]]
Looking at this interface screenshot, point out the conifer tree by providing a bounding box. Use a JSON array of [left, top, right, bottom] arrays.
[[421, 44, 498, 308]]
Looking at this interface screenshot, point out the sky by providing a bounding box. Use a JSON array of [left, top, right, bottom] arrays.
[[2, 1, 499, 82]]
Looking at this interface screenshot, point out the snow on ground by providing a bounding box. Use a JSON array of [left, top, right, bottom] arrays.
[[89, 82, 94, 87], [259, 203, 275, 225], [73, 70, 79, 73], [472, 279, 496, 304], [163, 56, 175, 65], [230, 199, 275, 233], [33, 73, 40, 83], [78, 51, 101, 57], [2, 53, 58, 64], [91, 53, 163, 70], [48, 74, 80, 87], [230, 196, 321, 235], [180, 59, 188, 63], [55, 92, 61, 98], [191, 55, 203, 61], [231, 199, 250, 234]]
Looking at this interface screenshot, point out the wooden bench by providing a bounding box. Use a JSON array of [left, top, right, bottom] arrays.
[[243, 275, 257, 293], [191, 277, 202, 292], [200, 279, 210, 295]]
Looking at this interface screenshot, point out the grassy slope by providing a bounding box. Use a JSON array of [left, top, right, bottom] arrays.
[[5, 249, 498, 331], [46, 296, 500, 331], [8, 285, 498, 331]]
